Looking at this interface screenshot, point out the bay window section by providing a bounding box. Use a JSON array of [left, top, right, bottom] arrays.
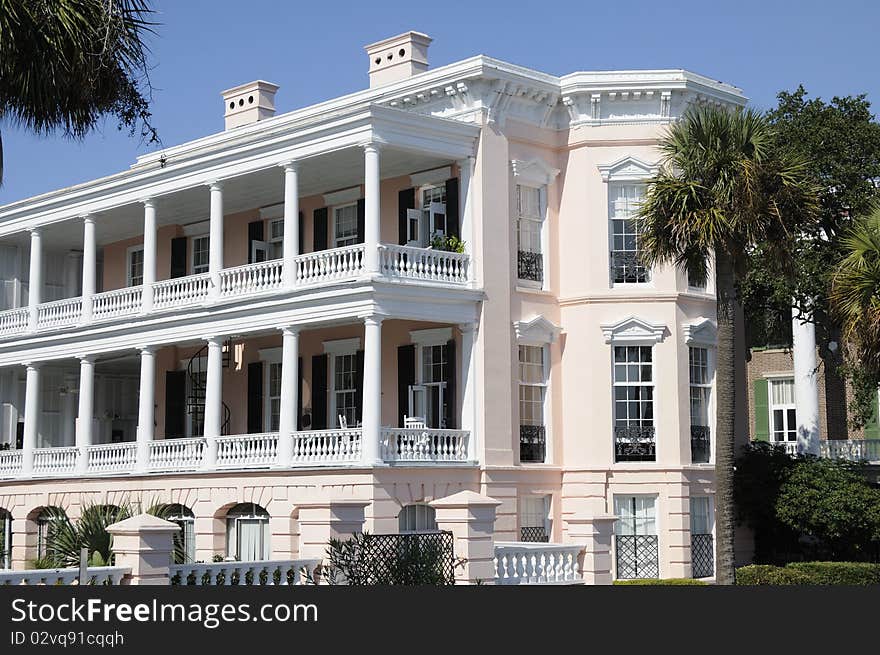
[[689, 347, 711, 463], [609, 184, 648, 284], [516, 185, 544, 284], [519, 344, 547, 463], [613, 345, 655, 462]]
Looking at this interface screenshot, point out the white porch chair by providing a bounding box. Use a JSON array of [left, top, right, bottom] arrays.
[[338, 414, 348, 429], [404, 415, 426, 429]]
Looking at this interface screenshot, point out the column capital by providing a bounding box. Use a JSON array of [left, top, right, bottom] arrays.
[[362, 314, 384, 327], [458, 322, 478, 334], [137, 345, 157, 356], [281, 325, 302, 337], [203, 335, 225, 347], [280, 160, 300, 173], [140, 197, 156, 209], [22, 361, 42, 371], [80, 214, 96, 225], [77, 354, 96, 364], [362, 141, 383, 154], [27, 227, 42, 237], [457, 155, 476, 170], [206, 180, 224, 192]]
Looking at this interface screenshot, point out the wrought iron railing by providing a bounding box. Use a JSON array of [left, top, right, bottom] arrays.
[[517, 250, 543, 283], [520, 425, 546, 463], [615, 534, 659, 579], [691, 533, 714, 578], [520, 526, 549, 543], [610, 250, 649, 284], [690, 425, 711, 463], [614, 425, 656, 462]]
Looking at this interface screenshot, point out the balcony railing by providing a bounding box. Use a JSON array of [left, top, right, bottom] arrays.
[[614, 425, 656, 462], [381, 427, 470, 462], [690, 425, 711, 463], [820, 438, 880, 463], [0, 244, 470, 340], [494, 542, 584, 585], [610, 250, 649, 284], [520, 425, 546, 463], [517, 250, 543, 283]]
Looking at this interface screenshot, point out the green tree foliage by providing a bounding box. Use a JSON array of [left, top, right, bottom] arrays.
[[0, 0, 159, 183], [44, 502, 133, 568]]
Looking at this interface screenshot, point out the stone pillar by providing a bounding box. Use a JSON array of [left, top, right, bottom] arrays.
[[297, 501, 369, 562], [21, 363, 40, 476], [141, 199, 157, 313], [282, 162, 300, 286], [459, 323, 477, 462], [792, 307, 820, 455], [106, 513, 179, 585], [361, 315, 383, 465], [457, 156, 476, 284], [363, 143, 381, 273], [135, 346, 156, 473], [566, 515, 618, 585], [431, 490, 501, 585], [75, 355, 95, 475], [80, 216, 96, 323], [208, 182, 224, 300], [27, 228, 42, 331], [203, 336, 223, 468], [277, 326, 300, 466]]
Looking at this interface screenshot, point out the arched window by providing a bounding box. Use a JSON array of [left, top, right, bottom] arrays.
[[36, 507, 66, 562], [225, 503, 270, 562], [161, 504, 195, 564], [398, 504, 437, 533], [0, 509, 12, 569]]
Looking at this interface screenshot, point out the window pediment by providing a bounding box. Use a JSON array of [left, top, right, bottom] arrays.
[[598, 156, 659, 183], [682, 318, 717, 346], [601, 316, 666, 344], [511, 158, 560, 187], [514, 316, 562, 344]]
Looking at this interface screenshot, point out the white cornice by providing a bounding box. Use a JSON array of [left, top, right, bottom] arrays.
[[600, 316, 666, 344]]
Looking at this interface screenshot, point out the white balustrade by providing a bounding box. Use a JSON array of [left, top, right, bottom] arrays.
[[494, 543, 584, 585], [294, 244, 365, 285], [153, 274, 211, 309], [0, 566, 129, 586], [85, 442, 137, 474], [774, 441, 799, 456], [92, 286, 143, 320], [0, 450, 23, 479], [291, 429, 362, 464], [170, 559, 321, 586], [149, 438, 206, 472], [32, 446, 78, 476], [216, 433, 279, 468], [0, 307, 28, 337], [820, 438, 880, 463], [220, 260, 284, 297], [378, 244, 469, 284], [381, 428, 469, 462], [36, 297, 82, 329]]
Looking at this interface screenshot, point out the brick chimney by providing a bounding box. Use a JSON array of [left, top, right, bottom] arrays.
[[221, 80, 279, 130], [365, 32, 432, 88]]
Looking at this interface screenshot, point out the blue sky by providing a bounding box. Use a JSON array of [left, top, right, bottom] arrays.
[[2, 0, 878, 204]]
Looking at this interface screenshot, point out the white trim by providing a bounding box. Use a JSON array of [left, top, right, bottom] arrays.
[[257, 347, 282, 363], [514, 316, 561, 345], [323, 187, 361, 206], [125, 245, 144, 287], [182, 220, 210, 237], [323, 337, 361, 356], [763, 371, 795, 380], [410, 327, 452, 346], [682, 318, 716, 346], [598, 156, 659, 183], [259, 203, 284, 221], [410, 166, 451, 187], [510, 159, 560, 186], [190, 234, 210, 275], [601, 316, 665, 344]]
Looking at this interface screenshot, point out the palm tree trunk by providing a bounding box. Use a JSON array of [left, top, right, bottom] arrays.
[[714, 248, 737, 584]]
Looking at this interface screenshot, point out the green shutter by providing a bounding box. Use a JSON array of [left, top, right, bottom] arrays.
[[864, 399, 880, 440], [753, 379, 770, 442]]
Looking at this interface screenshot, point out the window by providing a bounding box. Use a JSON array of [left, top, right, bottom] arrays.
[[0, 508, 11, 569], [609, 184, 648, 284], [36, 508, 64, 562], [519, 345, 547, 463], [689, 347, 711, 463], [613, 346, 655, 461], [127, 246, 144, 287], [690, 496, 714, 578], [333, 353, 358, 428], [410, 344, 448, 429], [520, 495, 550, 542], [191, 236, 209, 274], [516, 185, 544, 283], [769, 378, 797, 443], [267, 362, 282, 432], [398, 505, 437, 533], [163, 504, 195, 564], [268, 219, 284, 260], [334, 203, 358, 248], [226, 503, 270, 562], [614, 495, 658, 579]]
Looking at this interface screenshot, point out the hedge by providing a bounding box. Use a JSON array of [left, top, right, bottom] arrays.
[[736, 562, 880, 585], [613, 578, 707, 585]]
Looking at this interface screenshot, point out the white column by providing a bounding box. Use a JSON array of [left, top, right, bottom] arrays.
[[361, 315, 383, 465], [277, 326, 300, 466], [459, 323, 477, 462], [21, 363, 40, 476], [81, 216, 96, 323], [203, 336, 223, 468], [208, 182, 224, 300], [363, 143, 381, 273], [282, 162, 300, 287], [792, 307, 820, 455], [457, 156, 476, 284], [75, 355, 94, 474], [27, 228, 42, 331], [136, 346, 156, 472], [61, 373, 78, 447], [141, 199, 157, 313]]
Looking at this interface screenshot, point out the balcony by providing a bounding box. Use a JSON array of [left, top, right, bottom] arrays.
[[614, 425, 656, 462], [690, 425, 711, 463], [819, 439, 880, 463], [519, 425, 546, 463]]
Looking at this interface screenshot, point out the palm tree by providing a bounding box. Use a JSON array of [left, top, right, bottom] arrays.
[[45, 502, 134, 568], [637, 106, 819, 583], [0, 0, 158, 184]]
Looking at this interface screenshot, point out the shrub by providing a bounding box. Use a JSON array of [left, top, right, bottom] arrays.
[[430, 235, 466, 253], [737, 561, 880, 585], [613, 578, 707, 585]]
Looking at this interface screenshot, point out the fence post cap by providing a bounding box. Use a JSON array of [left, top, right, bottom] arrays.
[[429, 490, 501, 508], [106, 513, 181, 536]]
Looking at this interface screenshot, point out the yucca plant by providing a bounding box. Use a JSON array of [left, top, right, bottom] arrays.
[[44, 502, 134, 568]]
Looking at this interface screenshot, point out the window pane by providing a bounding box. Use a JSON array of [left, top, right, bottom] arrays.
[[334, 204, 358, 246], [691, 497, 711, 534]]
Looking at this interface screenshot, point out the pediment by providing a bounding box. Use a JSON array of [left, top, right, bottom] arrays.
[[597, 156, 659, 183], [601, 316, 666, 344], [514, 316, 562, 344], [510, 158, 560, 186], [682, 318, 717, 346]]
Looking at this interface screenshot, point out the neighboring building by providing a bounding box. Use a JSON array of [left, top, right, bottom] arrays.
[[0, 31, 747, 580]]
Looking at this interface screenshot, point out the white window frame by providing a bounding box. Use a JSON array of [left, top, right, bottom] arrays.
[[323, 338, 361, 429], [409, 328, 452, 429], [517, 343, 550, 463], [608, 183, 650, 286], [258, 348, 283, 433], [225, 505, 270, 562], [768, 376, 797, 444], [690, 495, 714, 536], [398, 504, 438, 533], [190, 234, 210, 275], [126, 245, 144, 287], [515, 183, 547, 288], [333, 202, 359, 249], [519, 494, 552, 541], [267, 218, 284, 260], [612, 494, 660, 580], [420, 183, 447, 246]]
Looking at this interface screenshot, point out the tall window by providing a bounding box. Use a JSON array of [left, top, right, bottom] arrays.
[[609, 184, 648, 284], [613, 346, 655, 461], [36, 508, 64, 562], [226, 503, 270, 562], [333, 353, 358, 428], [334, 204, 358, 248], [690, 496, 714, 578], [520, 495, 550, 542], [770, 378, 797, 443], [0, 509, 11, 569], [689, 347, 711, 463], [412, 344, 447, 429], [398, 505, 437, 533], [164, 504, 195, 564], [268, 219, 284, 260], [267, 362, 282, 432], [614, 495, 658, 579], [127, 247, 144, 286], [516, 185, 544, 283], [519, 345, 547, 463], [191, 236, 209, 274]]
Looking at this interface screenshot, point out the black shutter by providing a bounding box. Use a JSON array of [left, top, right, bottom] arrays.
[[247, 362, 263, 433], [297, 356, 303, 430], [298, 211, 305, 255], [398, 188, 415, 245], [313, 208, 328, 252], [445, 177, 460, 240], [164, 371, 186, 438], [397, 345, 415, 428], [247, 220, 264, 264], [356, 198, 366, 244], [170, 237, 188, 278], [311, 354, 328, 429], [354, 349, 365, 424], [444, 338, 457, 429]]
